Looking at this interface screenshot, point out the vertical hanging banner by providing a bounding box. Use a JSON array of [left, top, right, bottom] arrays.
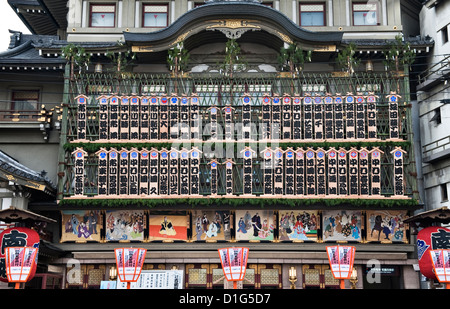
[[209, 159, 220, 196], [139, 148, 149, 195], [208, 106, 219, 140], [273, 147, 284, 195], [345, 94, 355, 140], [96, 148, 108, 196], [348, 148, 359, 196], [295, 148, 305, 196], [261, 147, 274, 195], [316, 148, 326, 195], [159, 148, 169, 195], [241, 147, 255, 195], [305, 148, 316, 195], [284, 148, 295, 195], [366, 93, 378, 140], [241, 94, 252, 141], [129, 148, 139, 195], [140, 96, 150, 140], [313, 96, 324, 140], [324, 95, 334, 140], [338, 148, 347, 195], [159, 96, 169, 140], [119, 148, 129, 195], [272, 96, 281, 140], [75, 95, 88, 141], [108, 148, 119, 195], [303, 95, 313, 140], [190, 95, 200, 140], [223, 159, 235, 196], [326, 246, 356, 279], [179, 148, 190, 195], [180, 96, 190, 140], [170, 95, 179, 140], [109, 96, 119, 140], [391, 147, 406, 196], [129, 96, 140, 140], [223, 105, 235, 141], [359, 148, 369, 195], [327, 148, 338, 195], [369, 147, 383, 195], [97, 95, 109, 141], [387, 92, 401, 140], [334, 95, 345, 140], [355, 95, 366, 139], [261, 95, 272, 140], [120, 96, 130, 140], [72, 148, 87, 196], [190, 147, 202, 196], [292, 96, 302, 140], [282, 95, 292, 140], [169, 148, 179, 195], [149, 96, 159, 140], [149, 148, 159, 195]]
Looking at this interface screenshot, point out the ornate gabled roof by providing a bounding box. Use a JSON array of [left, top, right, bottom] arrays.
[[124, 1, 343, 52]]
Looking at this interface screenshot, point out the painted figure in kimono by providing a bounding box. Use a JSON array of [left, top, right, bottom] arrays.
[[223, 212, 230, 232], [291, 220, 309, 241], [195, 215, 203, 240], [257, 219, 270, 239], [205, 220, 218, 238], [252, 213, 262, 237], [88, 211, 98, 235], [160, 216, 176, 236], [71, 214, 79, 235], [201, 214, 209, 233], [238, 217, 247, 234], [78, 221, 91, 239]]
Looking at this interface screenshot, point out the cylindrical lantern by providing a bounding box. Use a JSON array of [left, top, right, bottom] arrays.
[[417, 226, 450, 280], [218, 247, 249, 289], [326, 245, 356, 289], [114, 248, 147, 289], [429, 249, 450, 287], [5, 247, 38, 289]]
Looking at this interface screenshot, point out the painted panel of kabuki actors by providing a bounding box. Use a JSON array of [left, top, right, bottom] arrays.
[[61, 210, 102, 242], [192, 210, 231, 241], [235, 210, 275, 241], [105, 210, 146, 241], [278, 210, 320, 241], [366, 210, 409, 243], [322, 210, 362, 242], [148, 211, 188, 241]]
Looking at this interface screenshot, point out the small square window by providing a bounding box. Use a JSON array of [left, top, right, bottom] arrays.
[[353, 3, 379, 26], [441, 26, 448, 44], [143, 4, 168, 28], [300, 3, 325, 26], [11, 90, 39, 110], [90, 4, 116, 27]]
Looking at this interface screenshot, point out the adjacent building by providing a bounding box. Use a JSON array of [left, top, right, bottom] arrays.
[[0, 0, 433, 289]]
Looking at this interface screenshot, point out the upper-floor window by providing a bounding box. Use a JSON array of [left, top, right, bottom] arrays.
[[11, 90, 39, 111], [352, 2, 379, 26], [299, 3, 326, 27], [143, 4, 168, 28], [90, 4, 116, 27]]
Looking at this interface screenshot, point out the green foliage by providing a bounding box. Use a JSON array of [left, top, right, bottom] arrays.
[[106, 49, 136, 72], [61, 43, 91, 75], [220, 39, 247, 78], [167, 42, 190, 76], [336, 42, 361, 75], [277, 43, 312, 75], [383, 35, 416, 71]]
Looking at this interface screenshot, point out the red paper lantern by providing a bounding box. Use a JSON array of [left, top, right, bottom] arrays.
[[0, 227, 40, 283], [429, 249, 450, 283], [5, 247, 38, 289], [218, 247, 249, 289], [326, 245, 356, 279], [114, 248, 147, 289], [417, 226, 450, 280]]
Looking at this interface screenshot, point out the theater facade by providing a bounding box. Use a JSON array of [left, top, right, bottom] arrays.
[[2, 0, 430, 289]]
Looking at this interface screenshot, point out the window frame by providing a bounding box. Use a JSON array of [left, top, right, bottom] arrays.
[[10, 90, 40, 111], [142, 4, 169, 28], [441, 25, 449, 45], [352, 2, 380, 26], [89, 3, 116, 28], [299, 2, 326, 27]]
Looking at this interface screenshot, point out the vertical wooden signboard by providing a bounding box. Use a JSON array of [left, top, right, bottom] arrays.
[[108, 148, 119, 195], [140, 96, 150, 140], [305, 148, 316, 195], [149, 96, 159, 140], [327, 148, 338, 195], [223, 105, 235, 141], [316, 148, 326, 195], [170, 95, 179, 140], [109, 96, 119, 140], [366, 93, 378, 140], [273, 147, 284, 195], [209, 159, 220, 196], [190, 147, 202, 196], [130, 96, 140, 140], [120, 96, 130, 140], [242, 95, 252, 141], [284, 148, 295, 195], [75, 95, 88, 141], [387, 92, 401, 140], [314, 96, 323, 140], [96, 148, 108, 196], [355, 95, 365, 139], [345, 94, 355, 140], [348, 148, 359, 196], [292, 96, 302, 140], [272, 96, 281, 140], [261, 96, 272, 140], [224, 159, 234, 196], [295, 148, 305, 196], [160, 96, 169, 140], [190, 95, 200, 140], [392, 147, 406, 196], [159, 148, 169, 195], [282, 95, 292, 140], [180, 96, 190, 140], [139, 148, 149, 195], [149, 148, 159, 195], [359, 148, 369, 195], [303, 96, 313, 140], [98, 95, 109, 141], [179, 148, 190, 195], [261, 147, 274, 195], [241, 147, 255, 195], [119, 148, 129, 195], [169, 148, 179, 195], [72, 148, 87, 196], [369, 147, 383, 195], [129, 148, 139, 195], [324, 95, 334, 140], [338, 148, 347, 195], [209, 106, 218, 140], [334, 95, 344, 140]]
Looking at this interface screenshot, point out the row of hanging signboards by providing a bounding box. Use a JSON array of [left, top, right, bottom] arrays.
[[61, 209, 409, 243]]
